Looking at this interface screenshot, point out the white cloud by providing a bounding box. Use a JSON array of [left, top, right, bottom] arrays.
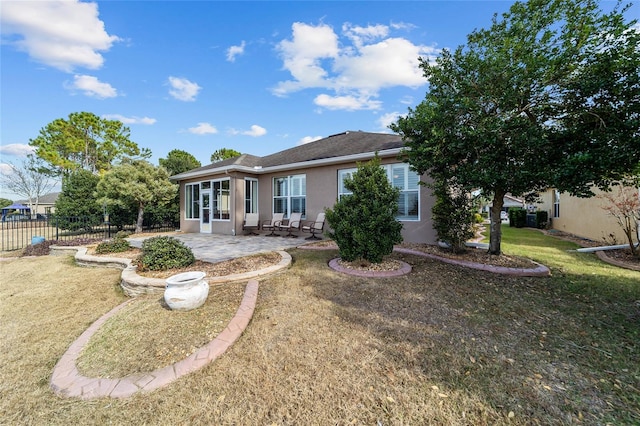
[[314, 94, 382, 111], [272, 21, 437, 111], [102, 114, 156, 125], [0, 163, 16, 175], [66, 74, 117, 98], [0, 0, 119, 72], [342, 23, 389, 47], [168, 76, 201, 101], [243, 125, 267, 137], [188, 122, 218, 135], [297, 135, 323, 146], [226, 41, 246, 62], [228, 125, 267, 137], [377, 111, 402, 130], [0, 144, 35, 157], [273, 22, 339, 95]]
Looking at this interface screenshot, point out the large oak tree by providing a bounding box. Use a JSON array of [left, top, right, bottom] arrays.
[[392, 0, 640, 254]]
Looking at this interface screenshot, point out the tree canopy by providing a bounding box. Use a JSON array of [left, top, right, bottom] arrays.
[[391, 0, 640, 254], [30, 112, 151, 175], [96, 160, 176, 232], [159, 149, 201, 175], [210, 148, 241, 163]]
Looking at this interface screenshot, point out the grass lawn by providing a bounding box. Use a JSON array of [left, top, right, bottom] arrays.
[[1, 228, 638, 425]]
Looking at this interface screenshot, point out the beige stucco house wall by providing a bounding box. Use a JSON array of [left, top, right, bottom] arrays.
[[537, 185, 640, 244], [171, 131, 438, 245]]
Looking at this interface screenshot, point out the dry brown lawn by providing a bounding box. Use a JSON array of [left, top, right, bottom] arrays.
[[1, 238, 639, 425]]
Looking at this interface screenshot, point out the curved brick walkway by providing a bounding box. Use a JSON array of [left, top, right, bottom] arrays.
[[51, 280, 259, 399]]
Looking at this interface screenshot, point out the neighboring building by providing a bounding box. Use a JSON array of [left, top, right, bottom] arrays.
[[170, 131, 438, 244], [537, 185, 640, 244], [15, 192, 59, 217]]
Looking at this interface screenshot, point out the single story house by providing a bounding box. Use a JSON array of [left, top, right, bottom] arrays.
[[537, 185, 640, 244], [170, 131, 437, 244], [14, 192, 59, 217]]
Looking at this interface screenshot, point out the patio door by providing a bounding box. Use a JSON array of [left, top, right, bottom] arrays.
[[200, 182, 212, 233]]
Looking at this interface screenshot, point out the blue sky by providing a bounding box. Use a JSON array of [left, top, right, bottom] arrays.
[[1, 1, 637, 200]]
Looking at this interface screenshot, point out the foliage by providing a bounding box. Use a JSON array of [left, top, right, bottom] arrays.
[[535, 210, 549, 229], [159, 149, 201, 175], [115, 230, 133, 239], [137, 236, 195, 271], [95, 238, 131, 254], [0, 198, 13, 209], [325, 156, 403, 263], [431, 179, 476, 253], [473, 213, 483, 224], [509, 208, 527, 228], [391, 0, 640, 255], [0, 155, 58, 215], [105, 204, 138, 230], [599, 185, 640, 257], [96, 160, 176, 233], [54, 169, 102, 230], [29, 111, 151, 175], [210, 148, 241, 163]]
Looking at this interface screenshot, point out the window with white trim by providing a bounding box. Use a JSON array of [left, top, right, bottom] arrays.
[[338, 163, 420, 221], [273, 174, 306, 218], [185, 183, 200, 219], [212, 179, 230, 220], [553, 189, 560, 218], [245, 178, 258, 214]]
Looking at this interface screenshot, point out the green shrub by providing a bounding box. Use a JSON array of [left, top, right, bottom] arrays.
[[115, 230, 133, 239], [138, 236, 195, 271], [473, 213, 484, 224], [95, 238, 131, 254], [535, 210, 548, 229], [325, 156, 403, 263], [508, 208, 527, 228], [431, 180, 476, 253]]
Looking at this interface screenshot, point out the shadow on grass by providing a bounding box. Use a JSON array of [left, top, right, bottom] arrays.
[[289, 244, 640, 425]]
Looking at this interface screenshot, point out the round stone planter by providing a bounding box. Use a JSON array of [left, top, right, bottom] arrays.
[[164, 271, 209, 311]]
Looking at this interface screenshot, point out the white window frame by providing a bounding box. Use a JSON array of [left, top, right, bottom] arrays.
[[245, 178, 259, 214], [553, 189, 560, 218], [185, 183, 200, 220], [273, 174, 306, 218], [337, 163, 420, 221], [212, 178, 230, 221]]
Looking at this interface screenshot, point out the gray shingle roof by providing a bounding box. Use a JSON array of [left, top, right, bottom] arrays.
[[172, 131, 403, 179], [15, 192, 59, 204]]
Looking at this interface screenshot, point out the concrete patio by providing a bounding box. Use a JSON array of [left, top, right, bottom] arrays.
[[127, 232, 314, 263]]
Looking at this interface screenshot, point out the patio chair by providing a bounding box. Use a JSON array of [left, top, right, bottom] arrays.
[[301, 212, 325, 240], [278, 212, 303, 238], [262, 212, 284, 237], [242, 213, 260, 235]]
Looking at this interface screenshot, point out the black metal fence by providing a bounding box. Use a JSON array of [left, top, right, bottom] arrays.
[[0, 215, 178, 252]]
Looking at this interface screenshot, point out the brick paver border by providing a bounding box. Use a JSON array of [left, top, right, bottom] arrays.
[[51, 280, 259, 399]]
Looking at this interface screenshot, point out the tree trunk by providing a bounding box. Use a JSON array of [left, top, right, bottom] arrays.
[[136, 204, 144, 233], [489, 189, 506, 255]]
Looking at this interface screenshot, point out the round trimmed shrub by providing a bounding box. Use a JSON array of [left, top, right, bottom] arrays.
[[95, 238, 131, 254], [138, 236, 195, 271]]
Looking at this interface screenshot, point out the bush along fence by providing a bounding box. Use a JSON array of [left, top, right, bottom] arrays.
[[508, 208, 548, 229], [0, 215, 178, 252]]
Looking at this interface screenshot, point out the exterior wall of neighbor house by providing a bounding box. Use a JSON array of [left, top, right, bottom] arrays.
[[177, 155, 438, 244], [537, 186, 639, 244]]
